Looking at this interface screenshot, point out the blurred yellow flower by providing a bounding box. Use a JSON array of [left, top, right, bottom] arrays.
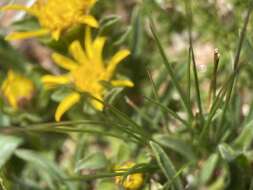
[[41, 27, 133, 121], [115, 161, 144, 190], [1, 0, 98, 41], [1, 70, 35, 109]]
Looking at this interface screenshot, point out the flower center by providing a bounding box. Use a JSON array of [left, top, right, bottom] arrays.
[[71, 64, 105, 95]]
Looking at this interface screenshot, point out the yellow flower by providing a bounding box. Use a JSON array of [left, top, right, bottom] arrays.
[[1, 70, 35, 109], [1, 0, 98, 41], [115, 161, 144, 190], [41, 28, 134, 121]]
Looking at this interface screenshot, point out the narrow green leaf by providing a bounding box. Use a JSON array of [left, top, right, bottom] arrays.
[[15, 149, 76, 190], [233, 120, 253, 150], [199, 154, 219, 184], [125, 97, 156, 127], [116, 143, 131, 164], [153, 135, 195, 160], [191, 48, 203, 121], [75, 152, 108, 172], [149, 17, 192, 119], [97, 179, 117, 190], [67, 163, 157, 181], [98, 15, 120, 35], [150, 141, 183, 190], [0, 135, 22, 169], [185, 0, 203, 121], [207, 177, 225, 190], [0, 177, 7, 190], [130, 6, 143, 57], [200, 75, 232, 140], [144, 96, 188, 126], [186, 47, 191, 109], [218, 143, 237, 162], [217, 2, 253, 135], [51, 87, 73, 102], [108, 105, 150, 141], [113, 26, 132, 46]]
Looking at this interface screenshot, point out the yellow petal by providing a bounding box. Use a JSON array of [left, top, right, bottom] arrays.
[[69, 41, 88, 64], [93, 37, 106, 63], [78, 15, 99, 28], [86, 0, 97, 9], [52, 53, 78, 71], [8, 94, 18, 109], [51, 29, 61, 41], [5, 29, 49, 41], [89, 93, 104, 111], [111, 80, 134, 87], [90, 99, 104, 111], [85, 27, 93, 59], [7, 70, 15, 80], [41, 75, 70, 89], [1, 4, 33, 14], [105, 49, 130, 79], [55, 92, 80, 121]]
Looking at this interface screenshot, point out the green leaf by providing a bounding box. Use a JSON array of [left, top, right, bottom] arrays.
[[130, 6, 143, 57], [207, 177, 225, 190], [12, 17, 40, 31], [51, 88, 73, 102], [15, 149, 76, 190], [144, 96, 188, 126], [150, 141, 183, 190], [149, 18, 192, 118], [116, 143, 131, 164], [218, 143, 237, 161], [0, 36, 29, 72], [105, 87, 124, 105], [153, 135, 196, 160], [0, 113, 10, 127], [75, 152, 108, 172], [0, 177, 7, 190], [0, 135, 22, 169], [233, 119, 253, 150], [113, 26, 132, 46], [199, 154, 219, 184], [97, 179, 117, 190], [226, 154, 252, 190], [98, 15, 120, 35]]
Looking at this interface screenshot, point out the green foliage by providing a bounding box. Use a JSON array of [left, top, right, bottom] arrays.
[[1, 0, 253, 189]]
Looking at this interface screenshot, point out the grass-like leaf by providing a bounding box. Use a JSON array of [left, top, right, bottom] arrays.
[[150, 141, 183, 190], [149, 17, 193, 119]]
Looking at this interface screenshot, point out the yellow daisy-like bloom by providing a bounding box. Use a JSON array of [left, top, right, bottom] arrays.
[[41, 28, 134, 121], [1, 70, 35, 109], [1, 0, 98, 41], [115, 161, 144, 190]]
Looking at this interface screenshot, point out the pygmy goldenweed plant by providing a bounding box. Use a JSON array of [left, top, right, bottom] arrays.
[[1, 0, 253, 190]]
